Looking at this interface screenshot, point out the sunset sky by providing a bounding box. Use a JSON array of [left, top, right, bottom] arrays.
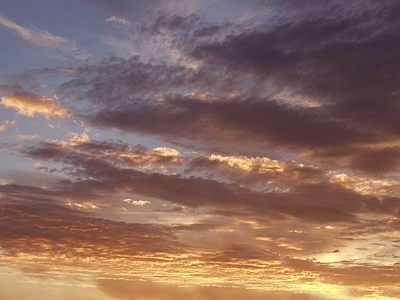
[[1, 1, 400, 299]]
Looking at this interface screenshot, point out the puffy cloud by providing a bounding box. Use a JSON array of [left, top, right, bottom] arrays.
[[131, 200, 150, 206], [1, 93, 70, 118], [68, 130, 90, 146], [123, 198, 151, 206]]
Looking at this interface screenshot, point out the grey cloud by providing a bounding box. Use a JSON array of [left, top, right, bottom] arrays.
[[87, 93, 400, 172], [5, 1, 400, 176], [91, 96, 371, 151], [349, 147, 400, 173], [47, 2, 400, 175], [58, 56, 206, 109], [25, 140, 185, 171], [20, 140, 379, 224]]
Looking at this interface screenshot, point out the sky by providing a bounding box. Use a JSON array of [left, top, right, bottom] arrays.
[[1, 0, 400, 299]]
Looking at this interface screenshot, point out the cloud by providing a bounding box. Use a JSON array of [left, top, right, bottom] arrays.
[[46, 2, 400, 175], [57, 56, 206, 103], [0, 14, 90, 60], [98, 278, 333, 300], [283, 256, 400, 297], [17, 134, 38, 140], [89, 95, 371, 156], [21, 139, 387, 224], [68, 130, 90, 146], [0, 268, 114, 300], [0, 194, 182, 259], [106, 16, 130, 25], [187, 3, 400, 148], [1, 180, 399, 297], [348, 147, 400, 173], [185, 153, 324, 191], [1, 92, 70, 118], [44, 139, 185, 169], [123, 198, 151, 206], [0, 120, 16, 132], [2, 2, 400, 299], [131, 200, 151, 206]]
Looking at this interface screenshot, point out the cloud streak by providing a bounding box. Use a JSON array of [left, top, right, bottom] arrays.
[[0, 120, 16, 132], [0, 14, 90, 60]]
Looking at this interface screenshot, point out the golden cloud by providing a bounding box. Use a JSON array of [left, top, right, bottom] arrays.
[[1, 93, 70, 118]]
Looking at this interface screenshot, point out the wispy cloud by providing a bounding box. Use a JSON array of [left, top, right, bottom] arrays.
[[0, 120, 16, 132], [0, 14, 90, 60]]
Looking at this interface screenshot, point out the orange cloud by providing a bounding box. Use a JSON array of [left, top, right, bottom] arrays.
[[97, 278, 333, 300], [1, 93, 70, 118]]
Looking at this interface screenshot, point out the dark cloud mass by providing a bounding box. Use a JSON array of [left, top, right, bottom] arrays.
[[50, 0, 400, 173], [21, 139, 381, 223], [0, 199, 181, 258]]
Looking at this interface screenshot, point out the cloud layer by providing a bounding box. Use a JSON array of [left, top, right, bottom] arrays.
[[1, 1, 400, 299]]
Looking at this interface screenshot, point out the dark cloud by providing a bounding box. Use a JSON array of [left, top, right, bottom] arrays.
[[90, 96, 371, 151], [25, 139, 185, 171], [20, 140, 385, 224], [50, 3, 400, 174], [348, 147, 400, 173], [87, 93, 400, 173], [338, 217, 400, 236], [0, 197, 183, 259], [204, 242, 280, 262], [57, 56, 209, 110], [192, 0, 400, 87]]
